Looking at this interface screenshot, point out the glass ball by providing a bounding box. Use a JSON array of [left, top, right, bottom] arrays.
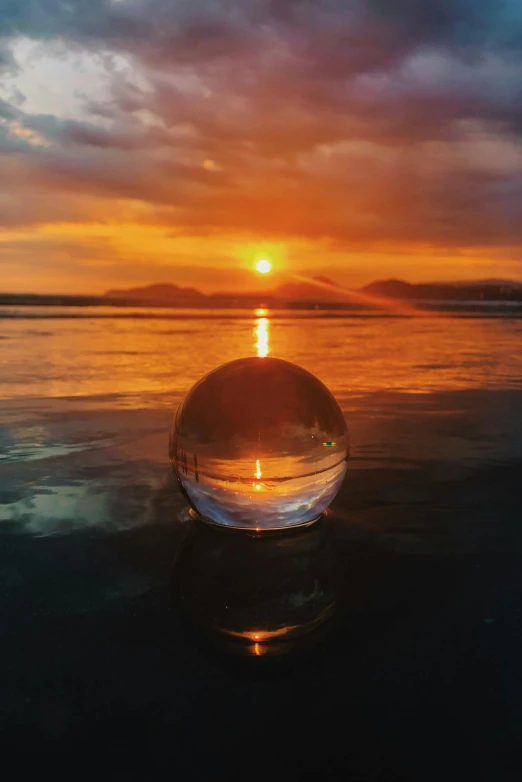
[[169, 357, 348, 530]]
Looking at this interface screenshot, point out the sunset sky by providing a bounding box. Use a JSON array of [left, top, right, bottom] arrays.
[[1, 1, 522, 293]]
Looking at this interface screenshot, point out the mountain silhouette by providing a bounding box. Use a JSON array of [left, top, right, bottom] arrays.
[[99, 276, 522, 305], [362, 278, 522, 301], [104, 276, 346, 302]]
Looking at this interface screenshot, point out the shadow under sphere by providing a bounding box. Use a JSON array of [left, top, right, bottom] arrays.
[[172, 518, 338, 657]]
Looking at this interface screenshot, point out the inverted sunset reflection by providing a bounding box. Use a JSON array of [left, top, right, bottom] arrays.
[[254, 309, 270, 357], [171, 357, 348, 529], [254, 458, 263, 491]]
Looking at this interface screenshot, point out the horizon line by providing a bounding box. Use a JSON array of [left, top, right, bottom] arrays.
[[4, 275, 522, 299]]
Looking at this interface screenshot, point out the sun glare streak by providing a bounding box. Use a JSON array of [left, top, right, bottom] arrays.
[[255, 315, 270, 357], [288, 273, 431, 316]]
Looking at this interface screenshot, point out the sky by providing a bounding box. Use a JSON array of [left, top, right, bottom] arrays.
[[1, 0, 522, 294]]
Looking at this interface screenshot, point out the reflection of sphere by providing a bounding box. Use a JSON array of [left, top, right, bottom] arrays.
[[169, 357, 348, 530], [174, 518, 337, 656]]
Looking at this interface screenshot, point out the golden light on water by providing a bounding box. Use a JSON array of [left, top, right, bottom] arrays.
[[253, 311, 269, 489], [255, 313, 270, 357]]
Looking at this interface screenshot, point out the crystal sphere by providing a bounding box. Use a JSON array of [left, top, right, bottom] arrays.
[[169, 357, 348, 530]]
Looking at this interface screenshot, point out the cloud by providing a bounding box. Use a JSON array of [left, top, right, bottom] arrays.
[[0, 42, 15, 69], [58, 125, 146, 149], [1, 0, 522, 286], [0, 96, 18, 119]]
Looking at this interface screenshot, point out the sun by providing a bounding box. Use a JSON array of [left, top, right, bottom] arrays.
[[255, 259, 272, 274]]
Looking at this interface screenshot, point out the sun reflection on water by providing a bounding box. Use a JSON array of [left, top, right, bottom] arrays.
[[254, 310, 270, 357]]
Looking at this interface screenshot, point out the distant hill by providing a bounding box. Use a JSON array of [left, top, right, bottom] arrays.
[[105, 283, 204, 301], [362, 279, 522, 301], [105, 276, 346, 304], [440, 278, 522, 288], [362, 279, 414, 298]]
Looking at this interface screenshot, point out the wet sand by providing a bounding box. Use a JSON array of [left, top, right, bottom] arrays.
[[1, 389, 522, 780]]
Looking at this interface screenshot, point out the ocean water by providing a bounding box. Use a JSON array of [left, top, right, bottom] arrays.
[[2, 304, 522, 402], [1, 305, 522, 542]]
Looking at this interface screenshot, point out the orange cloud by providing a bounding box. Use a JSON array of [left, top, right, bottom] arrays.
[[1, 1, 522, 291]]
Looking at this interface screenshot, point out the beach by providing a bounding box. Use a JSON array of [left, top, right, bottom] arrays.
[[1, 307, 522, 780]]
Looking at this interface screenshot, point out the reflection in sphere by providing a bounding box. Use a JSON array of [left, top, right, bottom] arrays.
[[169, 357, 348, 530], [173, 518, 337, 657]]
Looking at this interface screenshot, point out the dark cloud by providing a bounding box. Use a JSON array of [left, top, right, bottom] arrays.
[[2, 1, 520, 66], [0, 0, 145, 42], [0, 96, 18, 119], [58, 125, 148, 150], [0, 0, 258, 66], [0, 42, 14, 68], [1, 0, 522, 266], [368, 0, 522, 53]]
